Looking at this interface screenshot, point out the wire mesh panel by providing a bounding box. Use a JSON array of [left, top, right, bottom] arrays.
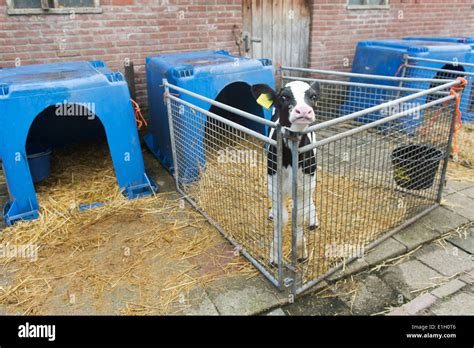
[[400, 56, 474, 122], [166, 90, 284, 287], [165, 73, 462, 296], [290, 83, 458, 295]]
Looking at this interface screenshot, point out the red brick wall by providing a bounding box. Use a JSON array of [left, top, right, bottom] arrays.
[[0, 0, 243, 109], [2, 0, 474, 109], [309, 0, 474, 71]]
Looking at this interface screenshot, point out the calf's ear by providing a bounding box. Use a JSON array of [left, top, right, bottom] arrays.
[[251, 84, 277, 110], [310, 81, 321, 98]]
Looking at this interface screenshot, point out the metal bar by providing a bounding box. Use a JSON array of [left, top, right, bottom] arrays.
[[406, 55, 474, 68], [295, 204, 439, 295], [302, 79, 460, 134], [405, 64, 474, 77], [436, 103, 457, 203], [281, 66, 454, 83], [164, 79, 180, 186], [276, 124, 284, 289], [299, 94, 455, 153], [289, 135, 300, 295], [164, 81, 277, 128], [168, 95, 276, 146], [282, 75, 451, 94], [178, 189, 281, 288]]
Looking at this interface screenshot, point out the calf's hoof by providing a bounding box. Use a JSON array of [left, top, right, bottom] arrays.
[[308, 223, 319, 230], [297, 256, 309, 263]]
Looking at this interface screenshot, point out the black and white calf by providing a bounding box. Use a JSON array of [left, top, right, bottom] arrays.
[[251, 81, 320, 265]]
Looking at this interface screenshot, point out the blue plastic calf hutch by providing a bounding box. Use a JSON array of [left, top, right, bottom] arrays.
[[342, 39, 474, 128], [145, 50, 275, 182], [0, 61, 157, 225], [401, 37, 474, 122]]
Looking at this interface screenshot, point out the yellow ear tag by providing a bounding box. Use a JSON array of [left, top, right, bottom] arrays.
[[256, 93, 273, 110]]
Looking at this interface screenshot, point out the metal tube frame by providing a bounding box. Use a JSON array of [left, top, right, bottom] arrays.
[[406, 55, 474, 68], [301, 80, 460, 135], [164, 70, 461, 298], [281, 65, 454, 83], [164, 80, 277, 128], [282, 75, 451, 94]]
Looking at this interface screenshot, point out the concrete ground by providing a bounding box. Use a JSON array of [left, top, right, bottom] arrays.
[[266, 179, 474, 316], [0, 148, 472, 315]]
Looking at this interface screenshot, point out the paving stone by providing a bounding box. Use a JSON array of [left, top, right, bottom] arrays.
[[386, 307, 409, 316], [301, 280, 330, 295], [430, 291, 474, 315], [416, 207, 469, 235], [400, 293, 437, 314], [265, 308, 286, 316], [364, 238, 406, 266], [205, 276, 282, 315], [459, 270, 474, 285], [283, 293, 351, 316], [443, 192, 474, 221], [444, 180, 473, 195], [181, 288, 219, 316], [337, 274, 399, 315], [460, 186, 474, 199], [431, 279, 466, 299], [393, 220, 440, 250], [327, 258, 370, 282], [447, 227, 474, 254], [414, 243, 473, 277], [381, 260, 443, 300]]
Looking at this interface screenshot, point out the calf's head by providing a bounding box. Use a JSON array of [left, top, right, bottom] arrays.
[[251, 81, 320, 131]]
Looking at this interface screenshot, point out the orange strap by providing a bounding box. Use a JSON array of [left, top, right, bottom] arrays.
[[394, 63, 407, 77], [449, 77, 468, 157], [131, 98, 148, 130]]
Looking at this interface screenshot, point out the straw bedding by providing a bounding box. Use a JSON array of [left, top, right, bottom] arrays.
[[448, 124, 474, 180], [0, 120, 460, 311], [0, 143, 256, 315], [185, 138, 433, 284]]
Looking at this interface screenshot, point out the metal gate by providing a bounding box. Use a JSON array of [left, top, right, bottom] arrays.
[[398, 55, 474, 123], [164, 70, 465, 295]]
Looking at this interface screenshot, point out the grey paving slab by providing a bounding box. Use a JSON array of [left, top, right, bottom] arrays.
[[415, 207, 469, 235], [205, 275, 283, 315], [430, 291, 474, 315], [444, 180, 473, 195], [459, 270, 474, 285], [393, 220, 440, 250], [381, 260, 443, 300], [327, 258, 370, 282], [447, 227, 474, 254], [337, 274, 399, 315], [265, 308, 286, 316], [364, 238, 406, 266], [400, 293, 437, 315], [181, 288, 219, 316], [443, 192, 474, 221], [460, 186, 474, 199], [283, 292, 352, 316], [431, 279, 466, 299], [414, 243, 473, 277]]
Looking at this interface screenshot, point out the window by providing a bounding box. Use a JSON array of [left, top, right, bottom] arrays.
[[347, 0, 389, 10], [6, 0, 102, 15]]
